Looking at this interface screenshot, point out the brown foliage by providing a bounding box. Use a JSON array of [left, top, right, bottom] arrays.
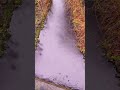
[[65, 0, 85, 54]]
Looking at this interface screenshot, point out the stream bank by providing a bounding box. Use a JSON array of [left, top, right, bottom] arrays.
[[0, 0, 34, 90], [86, 4, 120, 89], [0, 0, 22, 57]]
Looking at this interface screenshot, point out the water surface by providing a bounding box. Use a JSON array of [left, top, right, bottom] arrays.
[[35, 0, 85, 89]]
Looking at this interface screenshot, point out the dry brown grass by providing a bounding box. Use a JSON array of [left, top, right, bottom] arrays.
[[65, 0, 85, 54], [35, 0, 52, 47]]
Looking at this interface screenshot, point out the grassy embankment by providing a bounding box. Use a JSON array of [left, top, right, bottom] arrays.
[[0, 0, 22, 57], [94, 0, 120, 73], [35, 0, 52, 48], [65, 0, 85, 54]]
